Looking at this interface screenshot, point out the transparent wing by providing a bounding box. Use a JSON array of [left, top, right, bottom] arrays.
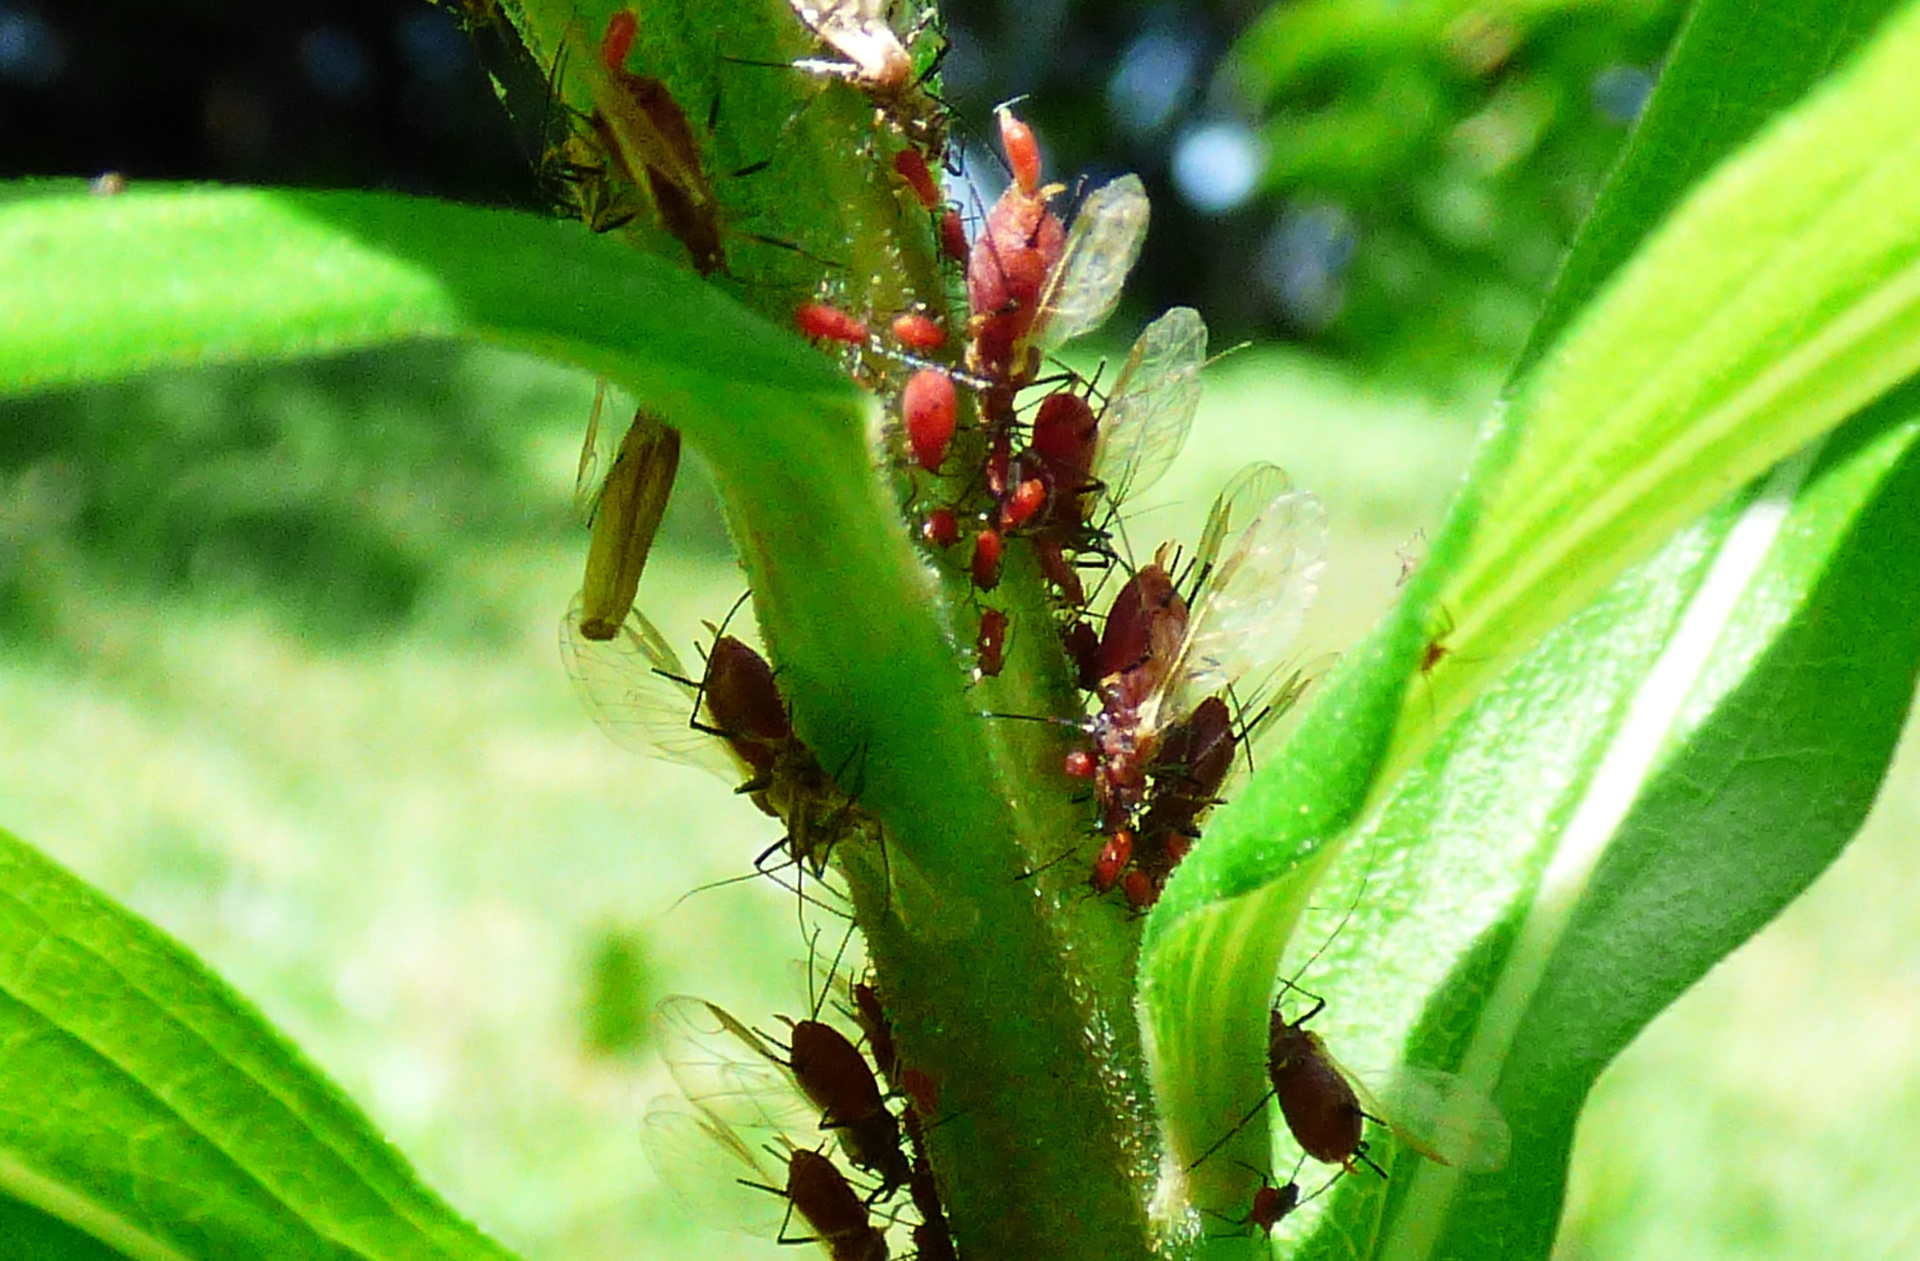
[[559, 594, 743, 781], [1092, 307, 1206, 509], [640, 1099, 787, 1236], [1034, 175, 1150, 349], [1157, 463, 1327, 729], [573, 379, 614, 524], [655, 995, 817, 1135], [1372, 1067, 1511, 1175]]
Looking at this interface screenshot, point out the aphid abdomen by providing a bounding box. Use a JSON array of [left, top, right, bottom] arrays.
[[1269, 1025, 1365, 1166]]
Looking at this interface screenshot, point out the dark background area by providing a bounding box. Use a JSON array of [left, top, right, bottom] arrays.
[[0, 0, 1682, 366], [0, 0, 1682, 638]]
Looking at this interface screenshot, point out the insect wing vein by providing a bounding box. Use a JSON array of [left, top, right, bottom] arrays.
[[656, 996, 817, 1134], [560, 598, 745, 780], [1161, 466, 1327, 728], [641, 1100, 789, 1236], [1094, 307, 1206, 508], [1036, 175, 1150, 349]]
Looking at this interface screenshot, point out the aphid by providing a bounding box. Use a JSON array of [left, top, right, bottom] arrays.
[[797, 301, 872, 345], [849, 980, 897, 1083], [938, 208, 969, 264], [658, 996, 912, 1196], [970, 528, 1004, 591], [1190, 985, 1510, 1215], [902, 369, 958, 473], [560, 599, 866, 881], [997, 106, 1042, 195], [892, 147, 943, 211], [643, 1103, 889, 1261], [786, 0, 947, 156], [1242, 1177, 1302, 1233], [921, 507, 959, 548], [890, 310, 946, 351], [1266, 990, 1510, 1177], [964, 108, 1067, 393], [997, 476, 1047, 530], [899, 1096, 956, 1261], [575, 406, 682, 641], [577, 9, 729, 275], [975, 607, 1009, 678], [1072, 463, 1327, 901], [763, 1146, 892, 1261], [1088, 829, 1132, 895]]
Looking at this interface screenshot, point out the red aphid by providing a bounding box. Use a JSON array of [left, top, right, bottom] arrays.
[[903, 369, 958, 473], [1243, 1180, 1302, 1233], [997, 105, 1042, 195], [849, 982, 897, 1084], [601, 9, 639, 68], [891, 311, 946, 351], [999, 476, 1047, 530], [893, 147, 943, 210], [922, 507, 959, 548], [976, 607, 1009, 677], [938, 209, 969, 264], [901, 1066, 940, 1117], [1090, 829, 1132, 894], [971, 529, 1004, 591], [1063, 748, 1096, 780], [795, 301, 870, 345], [1121, 868, 1157, 909]]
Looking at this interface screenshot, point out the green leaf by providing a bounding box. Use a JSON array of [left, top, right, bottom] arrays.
[[0, 827, 523, 1261], [1140, 1, 1920, 1252], [1419, 0, 1920, 762], [0, 183, 1155, 1257]]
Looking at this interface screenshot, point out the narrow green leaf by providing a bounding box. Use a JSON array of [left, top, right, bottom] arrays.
[[1416, 0, 1920, 761], [0, 828, 523, 1261]]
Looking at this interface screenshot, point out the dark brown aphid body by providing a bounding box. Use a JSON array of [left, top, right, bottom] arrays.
[[1267, 998, 1373, 1170], [784, 1017, 912, 1194], [768, 1147, 891, 1261]]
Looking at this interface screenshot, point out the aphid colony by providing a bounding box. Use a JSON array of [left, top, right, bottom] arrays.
[[539, 5, 1501, 1253]]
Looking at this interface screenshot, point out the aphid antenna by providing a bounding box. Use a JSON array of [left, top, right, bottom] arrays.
[[1012, 836, 1092, 883], [976, 708, 1081, 732], [1204, 339, 1255, 372]]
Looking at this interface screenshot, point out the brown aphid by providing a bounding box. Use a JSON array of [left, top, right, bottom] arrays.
[[755, 1147, 891, 1261], [1238, 1177, 1301, 1234], [1267, 995, 1382, 1173], [783, 1016, 912, 1194], [582, 10, 729, 275]]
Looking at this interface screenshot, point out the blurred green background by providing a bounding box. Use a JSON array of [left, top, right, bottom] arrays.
[[4, 0, 1919, 1257]]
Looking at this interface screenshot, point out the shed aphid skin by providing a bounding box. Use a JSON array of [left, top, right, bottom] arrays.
[[574, 405, 681, 641], [1066, 463, 1327, 906], [785, 0, 948, 157]]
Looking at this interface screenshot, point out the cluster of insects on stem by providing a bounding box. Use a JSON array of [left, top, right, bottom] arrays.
[[435, 0, 1517, 1250]]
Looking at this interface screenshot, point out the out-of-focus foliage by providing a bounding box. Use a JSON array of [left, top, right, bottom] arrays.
[[946, 0, 1683, 380], [1231, 0, 1683, 373]]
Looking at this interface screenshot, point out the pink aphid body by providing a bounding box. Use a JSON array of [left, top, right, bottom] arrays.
[[902, 369, 958, 473], [890, 311, 946, 352], [893, 147, 943, 211], [796, 301, 871, 345]]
